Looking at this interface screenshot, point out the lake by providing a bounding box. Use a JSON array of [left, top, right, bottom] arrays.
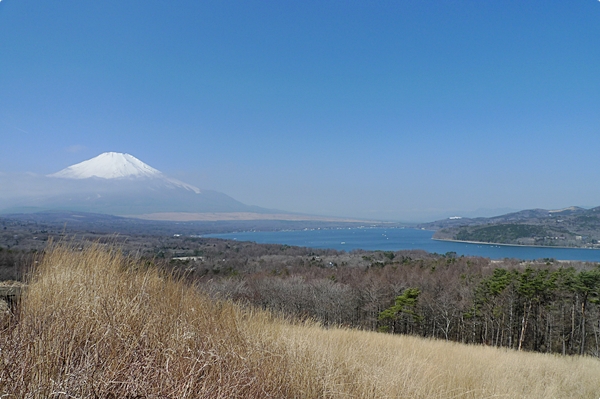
[[205, 227, 600, 262]]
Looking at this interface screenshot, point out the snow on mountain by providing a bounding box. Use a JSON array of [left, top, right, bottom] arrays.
[[50, 152, 162, 179], [49, 152, 201, 194]]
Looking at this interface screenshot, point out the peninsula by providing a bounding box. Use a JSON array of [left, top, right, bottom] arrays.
[[419, 206, 600, 249]]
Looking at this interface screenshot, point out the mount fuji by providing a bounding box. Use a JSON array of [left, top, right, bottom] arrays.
[[51, 152, 166, 180], [0, 152, 272, 218], [49, 152, 202, 194]]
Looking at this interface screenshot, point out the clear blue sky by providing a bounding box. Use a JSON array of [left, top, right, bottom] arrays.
[[1, 1, 599, 222]]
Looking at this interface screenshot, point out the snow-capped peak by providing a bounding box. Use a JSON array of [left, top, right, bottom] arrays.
[[49, 152, 201, 193], [50, 152, 161, 179]]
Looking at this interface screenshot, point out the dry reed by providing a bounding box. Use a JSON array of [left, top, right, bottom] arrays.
[[0, 244, 598, 398]]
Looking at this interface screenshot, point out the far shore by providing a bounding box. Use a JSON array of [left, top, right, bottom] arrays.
[[126, 212, 381, 223], [432, 237, 600, 251]]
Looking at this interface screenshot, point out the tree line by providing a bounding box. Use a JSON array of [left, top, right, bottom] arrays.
[[172, 242, 600, 357], [3, 230, 599, 357]]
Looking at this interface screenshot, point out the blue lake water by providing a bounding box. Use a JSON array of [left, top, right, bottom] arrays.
[[206, 227, 600, 262]]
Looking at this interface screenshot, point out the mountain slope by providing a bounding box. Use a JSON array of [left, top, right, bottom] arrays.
[[1, 152, 272, 217], [49, 152, 202, 194], [50, 152, 163, 180], [421, 206, 600, 248]]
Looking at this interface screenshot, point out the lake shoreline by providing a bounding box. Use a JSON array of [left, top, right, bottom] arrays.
[[207, 228, 600, 261], [432, 238, 600, 251]]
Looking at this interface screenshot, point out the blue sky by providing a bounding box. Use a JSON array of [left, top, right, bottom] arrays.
[[1, 1, 599, 222]]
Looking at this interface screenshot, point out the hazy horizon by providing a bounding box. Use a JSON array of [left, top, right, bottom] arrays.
[[1, 2, 599, 222], [0, 165, 524, 223]]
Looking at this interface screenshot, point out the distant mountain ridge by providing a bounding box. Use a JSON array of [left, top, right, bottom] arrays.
[[420, 206, 600, 248]]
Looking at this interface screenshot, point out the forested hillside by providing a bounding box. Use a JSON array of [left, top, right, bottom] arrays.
[[1, 218, 599, 357], [427, 206, 600, 248], [163, 241, 600, 356], [4, 244, 598, 398]]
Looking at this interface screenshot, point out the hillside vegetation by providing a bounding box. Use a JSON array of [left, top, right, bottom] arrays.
[[1, 245, 599, 398], [428, 206, 600, 248], [2, 229, 600, 357]]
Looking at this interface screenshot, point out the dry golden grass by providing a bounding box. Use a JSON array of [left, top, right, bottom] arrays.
[[0, 244, 599, 398]]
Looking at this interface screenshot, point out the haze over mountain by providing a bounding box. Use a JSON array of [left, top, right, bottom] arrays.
[[0, 153, 272, 218], [0, 152, 373, 222]]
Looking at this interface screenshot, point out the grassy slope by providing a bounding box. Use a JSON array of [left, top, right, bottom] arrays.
[[1, 245, 599, 398]]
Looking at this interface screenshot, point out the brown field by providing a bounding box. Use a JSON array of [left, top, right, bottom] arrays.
[[1, 244, 599, 398]]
